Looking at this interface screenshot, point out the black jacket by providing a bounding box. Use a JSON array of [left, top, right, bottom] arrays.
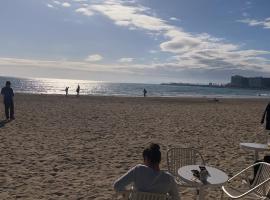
[[261, 103, 270, 130], [1, 86, 14, 104]]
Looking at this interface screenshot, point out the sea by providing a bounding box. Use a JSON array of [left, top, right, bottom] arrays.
[[1, 76, 270, 98]]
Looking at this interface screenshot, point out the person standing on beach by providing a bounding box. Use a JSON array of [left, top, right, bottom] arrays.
[[65, 87, 69, 96], [143, 88, 147, 97], [1, 81, 15, 120], [261, 102, 270, 145], [76, 84, 80, 97]]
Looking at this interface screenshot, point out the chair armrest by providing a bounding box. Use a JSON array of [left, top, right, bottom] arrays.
[[222, 177, 270, 199], [227, 162, 265, 183]]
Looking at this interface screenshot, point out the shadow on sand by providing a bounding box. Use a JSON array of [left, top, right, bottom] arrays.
[[0, 119, 10, 128]]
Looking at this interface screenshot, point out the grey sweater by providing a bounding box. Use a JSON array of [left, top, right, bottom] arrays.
[[113, 164, 180, 200]]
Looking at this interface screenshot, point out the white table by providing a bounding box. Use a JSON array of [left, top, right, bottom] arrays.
[[240, 143, 270, 161], [178, 165, 228, 200]]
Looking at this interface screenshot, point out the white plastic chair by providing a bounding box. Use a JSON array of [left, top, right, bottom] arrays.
[[222, 162, 270, 199], [114, 191, 170, 200], [166, 147, 205, 186]]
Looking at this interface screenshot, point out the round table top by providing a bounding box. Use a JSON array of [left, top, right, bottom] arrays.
[[240, 143, 270, 151], [178, 165, 228, 186]]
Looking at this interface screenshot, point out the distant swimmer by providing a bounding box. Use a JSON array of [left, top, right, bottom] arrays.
[[76, 84, 80, 97], [65, 87, 69, 96], [143, 88, 147, 97]]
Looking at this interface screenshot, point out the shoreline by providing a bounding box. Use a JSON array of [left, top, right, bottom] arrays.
[[14, 92, 270, 100]]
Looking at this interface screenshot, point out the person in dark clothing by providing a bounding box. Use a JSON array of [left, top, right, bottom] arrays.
[[143, 88, 147, 97], [65, 87, 69, 96], [261, 103, 270, 130], [1, 81, 14, 120], [76, 84, 80, 97]]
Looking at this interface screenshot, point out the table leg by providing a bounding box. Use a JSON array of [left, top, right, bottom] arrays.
[[198, 187, 205, 200]]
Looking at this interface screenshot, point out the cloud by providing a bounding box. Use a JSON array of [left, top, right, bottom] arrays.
[[0, 57, 113, 72], [118, 57, 134, 62], [75, 7, 94, 16], [85, 54, 103, 62], [42, 0, 270, 80], [169, 17, 180, 21], [47, 4, 54, 8], [149, 50, 158, 54], [53, 1, 61, 5], [62, 2, 71, 7], [238, 18, 270, 29], [88, 2, 172, 32], [71, 0, 270, 75]]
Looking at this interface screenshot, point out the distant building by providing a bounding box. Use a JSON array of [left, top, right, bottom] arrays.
[[248, 77, 263, 88], [230, 75, 249, 88], [262, 78, 270, 88], [230, 75, 270, 89]]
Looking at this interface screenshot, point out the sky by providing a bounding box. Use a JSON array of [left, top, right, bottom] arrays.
[[0, 0, 270, 83]]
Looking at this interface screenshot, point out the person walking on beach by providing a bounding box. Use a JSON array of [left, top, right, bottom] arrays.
[[1, 81, 15, 120], [76, 84, 80, 97], [65, 87, 69, 96], [114, 143, 180, 200], [143, 88, 147, 97]]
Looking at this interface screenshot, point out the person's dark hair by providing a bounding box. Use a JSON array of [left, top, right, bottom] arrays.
[[6, 81, 11, 86], [143, 143, 161, 164]]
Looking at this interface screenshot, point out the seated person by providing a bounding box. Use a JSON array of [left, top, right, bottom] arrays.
[[113, 143, 180, 200]]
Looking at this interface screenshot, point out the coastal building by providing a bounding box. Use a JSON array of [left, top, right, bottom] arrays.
[[230, 75, 270, 89], [248, 77, 263, 88], [230, 75, 249, 88]]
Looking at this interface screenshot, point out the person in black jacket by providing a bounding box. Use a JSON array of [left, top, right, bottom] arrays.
[[261, 103, 270, 130], [1, 81, 14, 120]]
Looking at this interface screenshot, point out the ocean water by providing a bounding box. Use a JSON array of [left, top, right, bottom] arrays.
[[0, 76, 270, 98]]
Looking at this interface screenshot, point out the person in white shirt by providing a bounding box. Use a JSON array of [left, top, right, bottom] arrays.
[[113, 143, 180, 200]]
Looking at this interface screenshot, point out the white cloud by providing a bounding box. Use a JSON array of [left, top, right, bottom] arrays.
[[149, 50, 158, 54], [238, 18, 270, 29], [42, 0, 270, 77], [47, 4, 54, 8], [53, 1, 61, 5], [118, 57, 134, 62], [73, 0, 88, 2], [85, 54, 103, 62], [75, 7, 93, 16], [89, 2, 171, 32], [62, 2, 71, 7], [0, 57, 114, 72], [169, 17, 180, 21]]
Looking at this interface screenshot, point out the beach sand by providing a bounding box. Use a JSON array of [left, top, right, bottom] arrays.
[[0, 94, 269, 200]]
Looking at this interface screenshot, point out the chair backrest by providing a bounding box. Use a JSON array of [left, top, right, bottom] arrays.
[[251, 162, 270, 196], [167, 147, 205, 177], [129, 191, 169, 200]]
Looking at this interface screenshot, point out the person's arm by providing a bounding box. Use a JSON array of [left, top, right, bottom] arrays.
[[261, 104, 269, 124], [1, 88, 3, 96], [113, 166, 136, 191], [11, 88, 14, 97], [169, 177, 180, 200]]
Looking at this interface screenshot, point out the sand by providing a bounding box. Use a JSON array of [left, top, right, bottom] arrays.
[[0, 94, 269, 200]]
